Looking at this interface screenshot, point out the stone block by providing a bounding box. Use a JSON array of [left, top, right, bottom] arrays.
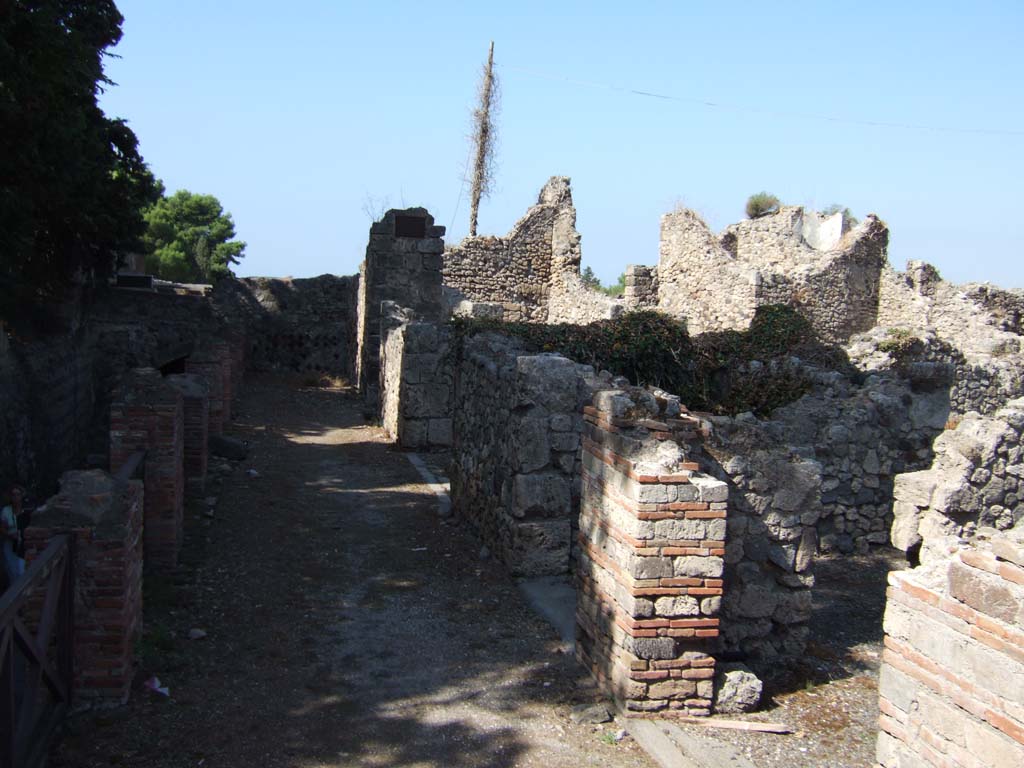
[[512, 473, 571, 518], [427, 418, 453, 447]]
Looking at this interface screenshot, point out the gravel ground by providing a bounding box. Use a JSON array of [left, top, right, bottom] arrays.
[[670, 549, 909, 768], [49, 375, 653, 768]]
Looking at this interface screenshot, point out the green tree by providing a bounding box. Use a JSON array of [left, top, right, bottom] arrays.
[[0, 0, 159, 314], [580, 266, 602, 290], [143, 190, 246, 282], [602, 272, 627, 297]]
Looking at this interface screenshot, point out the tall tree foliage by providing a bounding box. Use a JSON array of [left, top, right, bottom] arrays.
[[0, 0, 158, 314], [143, 190, 246, 283], [467, 41, 498, 237]]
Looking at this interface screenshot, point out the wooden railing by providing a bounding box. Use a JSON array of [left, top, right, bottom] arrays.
[[0, 534, 74, 768]]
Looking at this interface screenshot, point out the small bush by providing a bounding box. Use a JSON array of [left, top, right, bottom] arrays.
[[745, 192, 781, 219]]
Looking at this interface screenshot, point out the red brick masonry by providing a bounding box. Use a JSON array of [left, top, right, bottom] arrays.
[[576, 397, 727, 716], [24, 470, 144, 705]]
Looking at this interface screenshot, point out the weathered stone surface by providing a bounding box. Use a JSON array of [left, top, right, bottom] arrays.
[[713, 663, 762, 714]]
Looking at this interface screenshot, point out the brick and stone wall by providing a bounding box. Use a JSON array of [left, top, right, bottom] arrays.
[[450, 333, 590, 575], [23, 470, 144, 706], [381, 322, 455, 449], [877, 537, 1024, 768], [443, 177, 620, 325], [165, 373, 209, 493], [576, 386, 727, 715], [109, 368, 184, 571], [655, 205, 888, 343], [355, 208, 446, 408], [185, 341, 233, 436]]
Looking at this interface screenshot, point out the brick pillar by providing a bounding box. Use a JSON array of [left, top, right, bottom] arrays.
[[576, 387, 726, 716], [223, 328, 247, 398], [23, 470, 143, 706], [109, 368, 184, 570], [185, 342, 230, 435], [165, 373, 209, 494]]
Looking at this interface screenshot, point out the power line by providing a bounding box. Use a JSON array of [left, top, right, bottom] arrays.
[[501, 64, 1024, 138]]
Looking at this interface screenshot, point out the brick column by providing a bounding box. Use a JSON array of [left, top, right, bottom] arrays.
[[109, 368, 184, 570], [165, 373, 209, 494], [576, 387, 727, 716], [23, 470, 143, 706], [185, 342, 230, 435]]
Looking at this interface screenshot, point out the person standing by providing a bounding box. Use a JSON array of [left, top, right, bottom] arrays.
[[1, 484, 26, 588]]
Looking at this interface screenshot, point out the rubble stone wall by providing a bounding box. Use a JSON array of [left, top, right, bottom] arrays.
[[877, 262, 1024, 416], [877, 541, 1024, 768], [892, 399, 1024, 566], [212, 275, 358, 376], [442, 177, 619, 325], [381, 322, 454, 449], [702, 417, 819, 669], [655, 206, 888, 343], [577, 387, 726, 715], [450, 333, 589, 576]]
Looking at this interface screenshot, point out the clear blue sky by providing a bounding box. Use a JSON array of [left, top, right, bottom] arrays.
[[99, 1, 1024, 287]]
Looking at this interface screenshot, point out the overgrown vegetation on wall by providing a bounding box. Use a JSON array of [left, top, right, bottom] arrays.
[[455, 306, 844, 415]]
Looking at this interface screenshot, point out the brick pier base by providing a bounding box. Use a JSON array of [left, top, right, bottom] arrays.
[[576, 388, 727, 716], [24, 470, 143, 706]]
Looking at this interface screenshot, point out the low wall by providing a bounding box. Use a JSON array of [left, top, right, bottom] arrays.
[[381, 322, 454, 449], [877, 540, 1024, 768], [450, 333, 589, 575]]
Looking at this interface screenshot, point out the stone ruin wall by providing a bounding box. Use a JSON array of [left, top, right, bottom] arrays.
[[355, 208, 446, 407], [449, 333, 589, 576], [381, 322, 455, 450], [212, 275, 359, 377], [442, 177, 620, 325], [654, 205, 889, 344], [877, 261, 1024, 416]]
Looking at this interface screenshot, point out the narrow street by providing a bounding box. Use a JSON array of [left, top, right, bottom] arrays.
[[50, 374, 654, 768]]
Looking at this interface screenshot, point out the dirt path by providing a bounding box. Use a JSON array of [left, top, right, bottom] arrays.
[[51, 375, 654, 768]]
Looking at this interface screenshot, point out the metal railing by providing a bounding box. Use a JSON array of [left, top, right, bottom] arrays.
[[0, 535, 74, 768]]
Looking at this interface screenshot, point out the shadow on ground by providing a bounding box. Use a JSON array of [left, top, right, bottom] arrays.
[[49, 374, 652, 768]]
